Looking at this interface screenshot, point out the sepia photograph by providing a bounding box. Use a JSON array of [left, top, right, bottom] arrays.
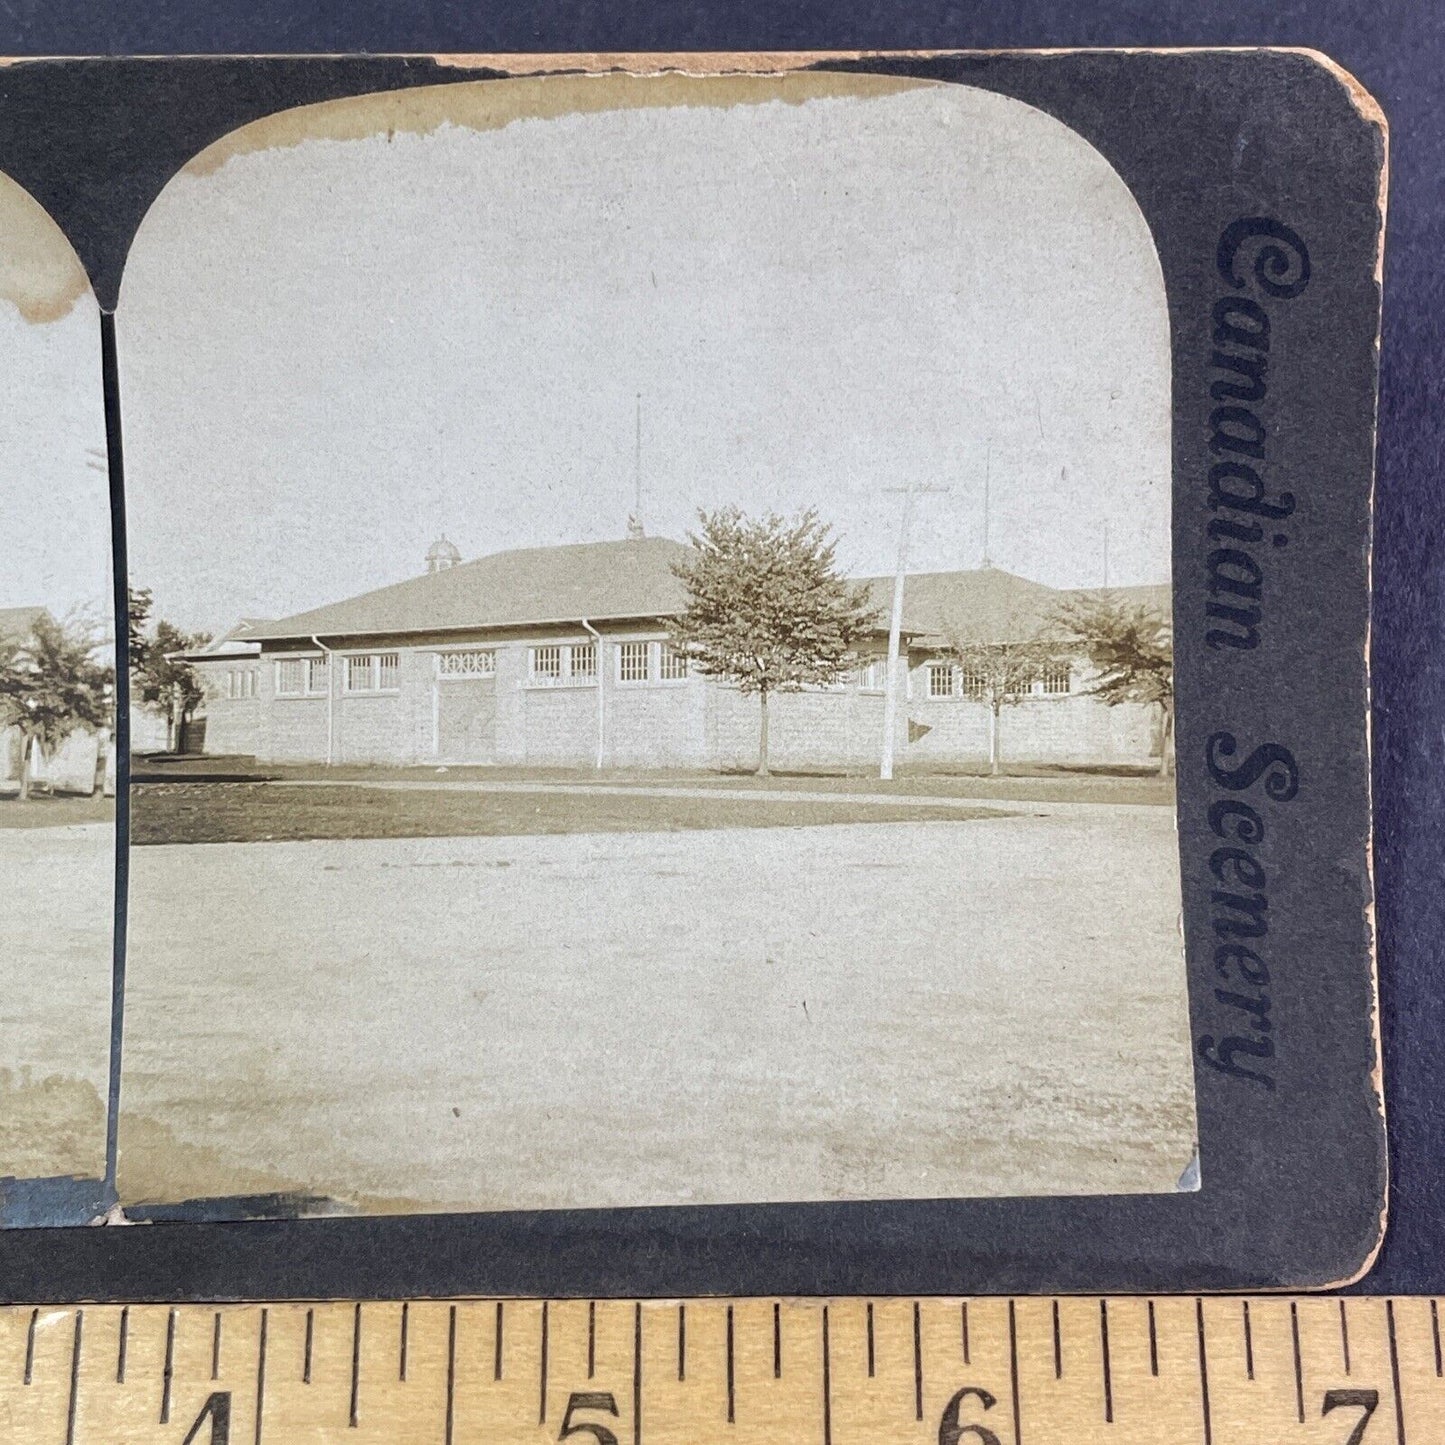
[[116, 71, 1194, 1216], [0, 171, 116, 1204]]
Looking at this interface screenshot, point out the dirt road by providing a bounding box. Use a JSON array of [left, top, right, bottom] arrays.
[[119, 811, 1195, 1213], [0, 822, 112, 1181]]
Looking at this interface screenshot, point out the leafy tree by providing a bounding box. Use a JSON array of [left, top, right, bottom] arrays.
[[0, 612, 114, 800], [127, 585, 153, 672], [937, 626, 1062, 776], [131, 614, 212, 753], [672, 507, 879, 776], [1055, 593, 1175, 775]]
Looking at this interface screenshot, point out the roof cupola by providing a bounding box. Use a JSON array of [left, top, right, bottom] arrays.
[[426, 535, 462, 574]]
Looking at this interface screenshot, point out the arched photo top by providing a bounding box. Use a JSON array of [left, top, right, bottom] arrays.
[[0, 169, 93, 325], [118, 71, 1171, 635], [114, 70, 1194, 1221], [0, 168, 113, 1212]]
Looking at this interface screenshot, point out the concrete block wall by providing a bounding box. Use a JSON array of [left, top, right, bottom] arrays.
[[435, 677, 497, 763], [222, 637, 1165, 773], [202, 697, 262, 756], [129, 707, 170, 754], [333, 649, 434, 764], [889, 694, 1158, 770], [334, 692, 409, 764], [257, 652, 329, 762], [902, 696, 993, 767], [606, 675, 708, 768], [521, 686, 602, 766], [707, 686, 894, 773], [500, 633, 709, 769]]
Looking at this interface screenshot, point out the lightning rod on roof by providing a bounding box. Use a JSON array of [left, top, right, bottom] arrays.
[[981, 446, 992, 568], [626, 391, 646, 540]]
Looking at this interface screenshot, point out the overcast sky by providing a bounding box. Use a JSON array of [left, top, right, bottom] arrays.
[[118, 74, 1170, 635], [0, 176, 111, 622]]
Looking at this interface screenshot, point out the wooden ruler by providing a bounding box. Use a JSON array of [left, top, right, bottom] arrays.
[[0, 1296, 1440, 1443]]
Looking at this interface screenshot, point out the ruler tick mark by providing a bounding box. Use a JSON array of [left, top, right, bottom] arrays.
[[866, 1302, 875, 1378], [821, 1306, 832, 1445], [254, 1307, 268, 1445], [349, 1302, 362, 1427], [1243, 1299, 1254, 1380], [540, 1301, 549, 1425], [913, 1301, 923, 1421], [962, 1301, 971, 1366], [1008, 1301, 1021, 1445], [677, 1304, 685, 1381], [726, 1305, 735, 1424], [1196, 1299, 1213, 1445], [161, 1307, 176, 1424], [303, 1308, 313, 1384], [1290, 1301, 1304, 1423], [588, 1301, 596, 1379], [23, 1306, 37, 1384], [1147, 1299, 1158, 1377], [1387, 1299, 1406, 1445], [495, 1300, 504, 1380], [1339, 1298, 1351, 1375], [211, 1311, 222, 1381], [633, 1301, 643, 1445], [64, 1311, 82, 1445], [1100, 1300, 1113, 1423], [1052, 1300, 1061, 1379], [445, 1306, 457, 1445], [116, 1304, 129, 1384], [773, 1302, 781, 1379], [399, 1301, 408, 1382], [1433, 1299, 1442, 1378]]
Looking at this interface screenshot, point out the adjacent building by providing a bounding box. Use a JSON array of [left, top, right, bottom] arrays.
[[0, 606, 112, 796], [178, 536, 1170, 775]]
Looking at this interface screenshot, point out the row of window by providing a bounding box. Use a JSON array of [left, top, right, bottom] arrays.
[[926, 661, 1072, 700], [213, 667, 258, 700], [527, 639, 690, 686], [275, 655, 331, 697], [274, 653, 401, 697], [271, 643, 688, 696], [268, 649, 1071, 699]]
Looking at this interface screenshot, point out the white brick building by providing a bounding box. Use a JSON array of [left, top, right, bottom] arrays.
[[181, 537, 1169, 774]]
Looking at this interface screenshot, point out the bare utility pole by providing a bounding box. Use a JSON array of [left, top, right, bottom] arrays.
[[880, 482, 949, 780]]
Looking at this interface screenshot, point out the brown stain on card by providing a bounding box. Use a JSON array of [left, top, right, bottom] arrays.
[[181, 70, 935, 178], [116, 1106, 446, 1218], [0, 172, 91, 323], [0, 1070, 105, 1180]]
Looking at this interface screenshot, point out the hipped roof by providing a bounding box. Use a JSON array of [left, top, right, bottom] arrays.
[[256, 538, 695, 641], [248, 537, 1169, 646]]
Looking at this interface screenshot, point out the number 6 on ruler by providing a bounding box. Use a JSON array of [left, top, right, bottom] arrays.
[[938, 1384, 1001, 1445]]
